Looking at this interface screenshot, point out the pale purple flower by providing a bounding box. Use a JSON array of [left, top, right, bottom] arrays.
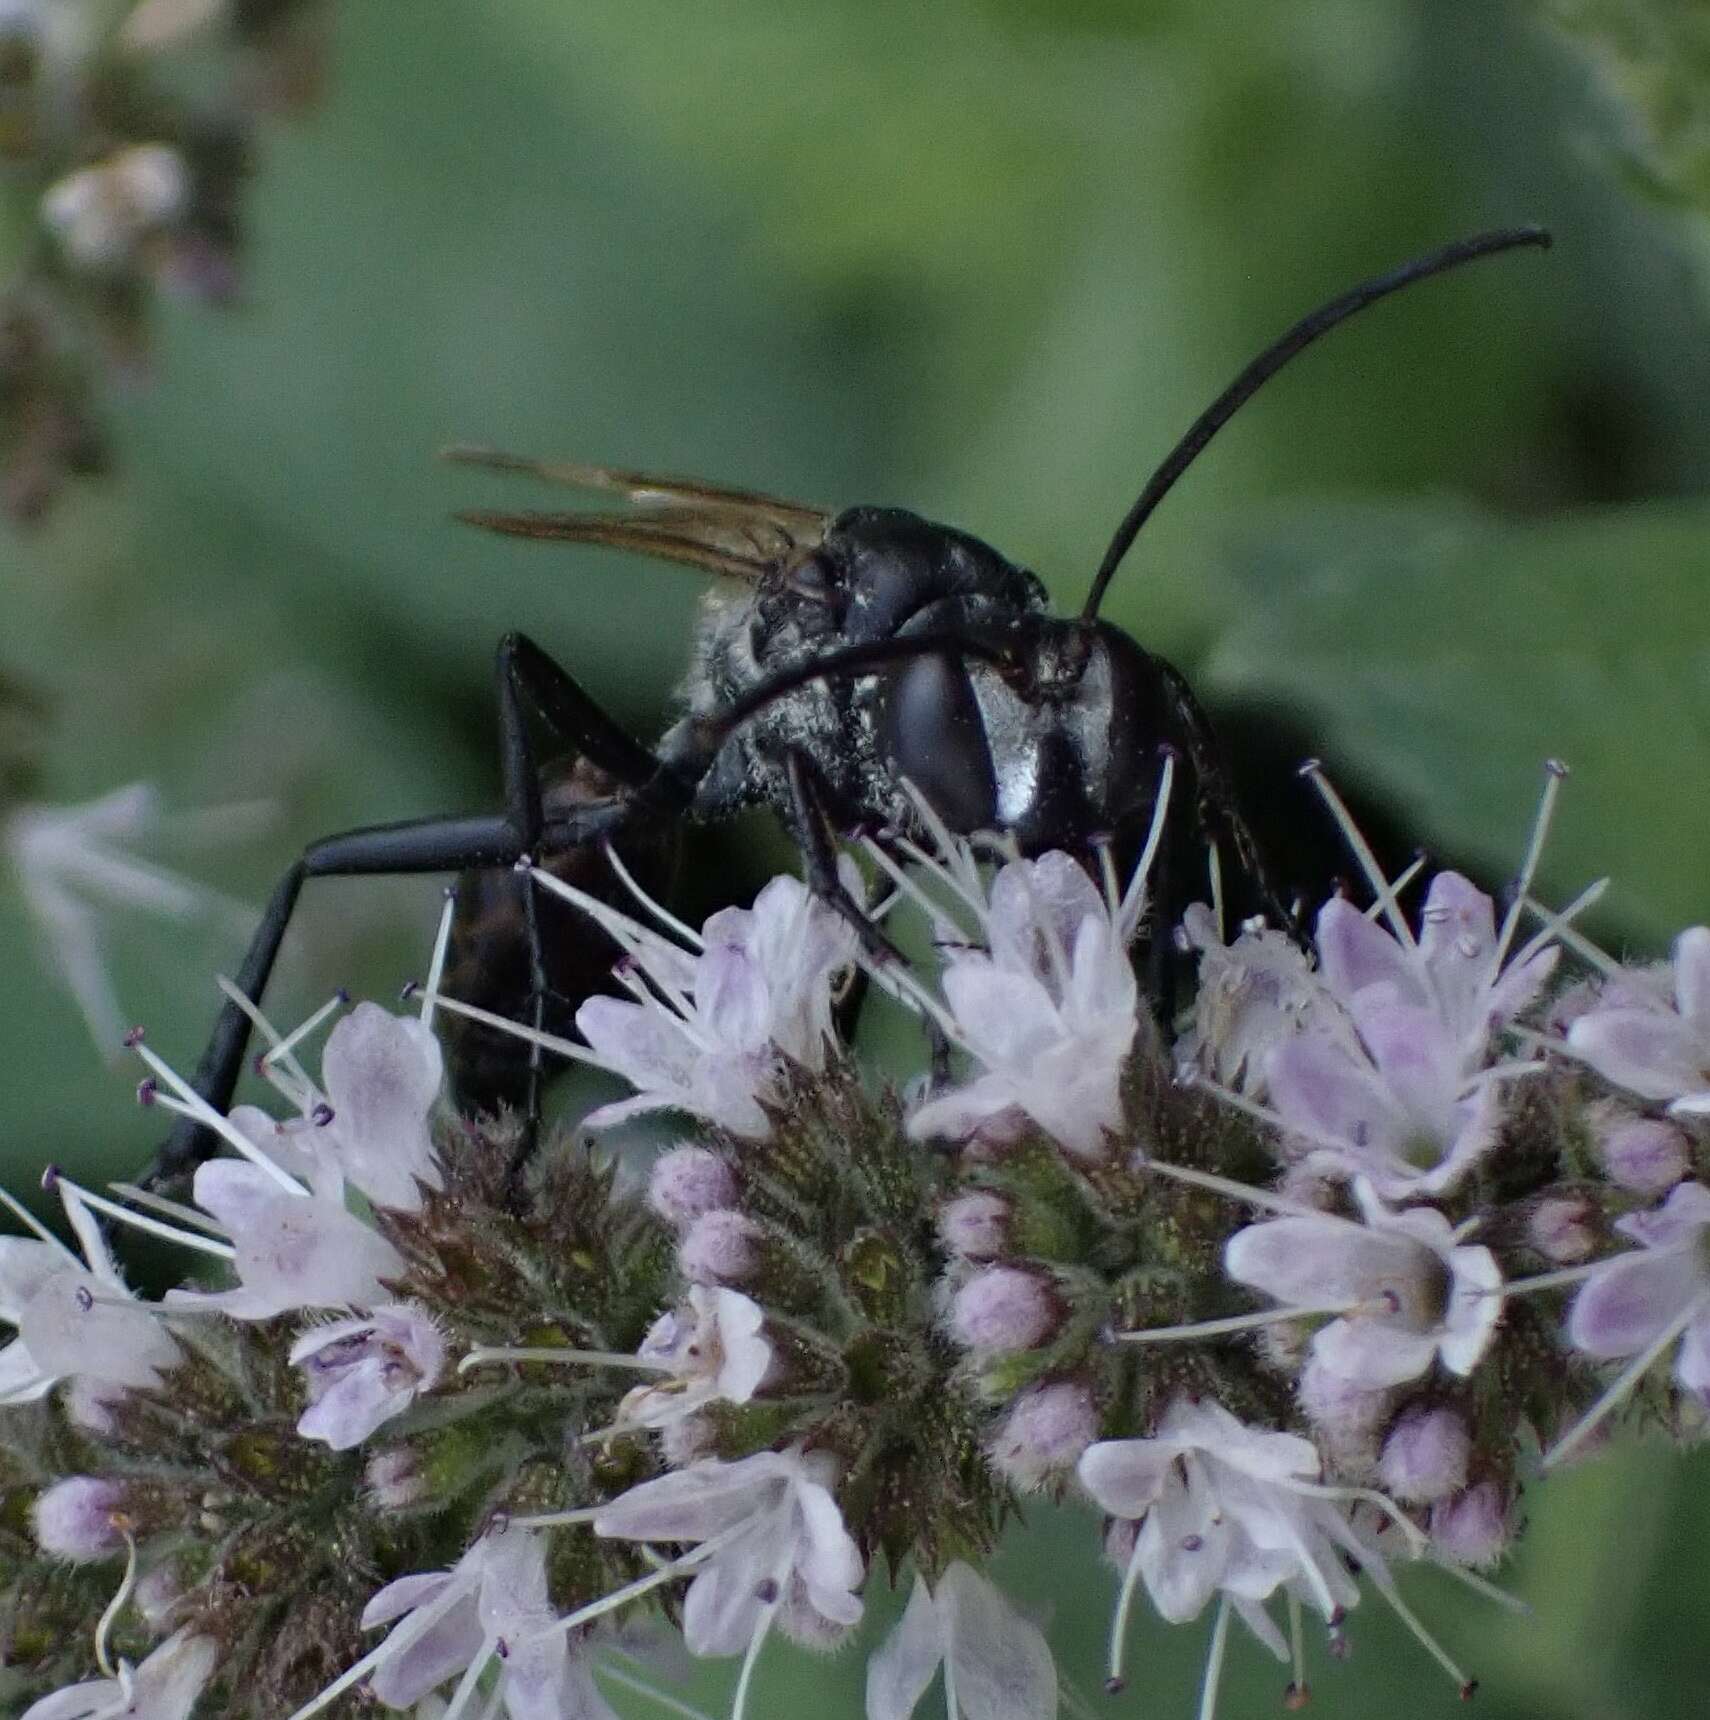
[[1076, 1397, 1374, 1633], [1566, 1180, 1710, 1402], [355, 1528, 615, 1718], [290, 1303, 446, 1450], [563, 870, 857, 1139], [1266, 872, 1555, 1198], [166, 1159, 406, 1320], [613, 1287, 772, 1432], [593, 1448, 863, 1656], [21, 1628, 217, 1720], [1177, 903, 1325, 1093], [1224, 1183, 1502, 1391], [905, 851, 1140, 1160], [0, 1196, 177, 1406], [316, 1003, 444, 1211], [865, 1562, 1056, 1720], [1567, 927, 1710, 1114], [33, 1477, 128, 1563]]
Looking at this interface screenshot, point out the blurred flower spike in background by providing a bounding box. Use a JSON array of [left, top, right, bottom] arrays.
[[0, 0, 330, 521]]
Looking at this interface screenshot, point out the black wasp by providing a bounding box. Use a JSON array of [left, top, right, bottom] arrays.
[[148, 226, 1548, 1183]]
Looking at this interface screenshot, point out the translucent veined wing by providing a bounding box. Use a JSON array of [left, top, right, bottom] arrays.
[[445, 445, 830, 582]]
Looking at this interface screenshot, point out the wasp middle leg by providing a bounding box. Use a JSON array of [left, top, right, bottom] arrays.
[[144, 634, 672, 1187]]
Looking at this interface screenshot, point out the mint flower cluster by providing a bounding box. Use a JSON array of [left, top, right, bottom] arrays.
[[3, 759, 1707, 1720]]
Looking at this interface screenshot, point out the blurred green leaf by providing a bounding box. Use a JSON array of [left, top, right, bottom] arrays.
[[1206, 500, 1710, 943]]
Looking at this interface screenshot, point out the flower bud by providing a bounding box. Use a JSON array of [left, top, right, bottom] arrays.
[[1298, 1357, 1389, 1469], [648, 1145, 738, 1229], [679, 1210, 764, 1286], [989, 1378, 1099, 1491], [63, 1375, 125, 1436], [1430, 1480, 1511, 1567], [937, 1191, 1012, 1261], [365, 1447, 426, 1512], [135, 1564, 184, 1628], [1596, 1116, 1689, 1196], [33, 1477, 127, 1562], [1526, 1195, 1598, 1265], [1378, 1406, 1470, 1504], [659, 1414, 716, 1468], [948, 1266, 1060, 1355]]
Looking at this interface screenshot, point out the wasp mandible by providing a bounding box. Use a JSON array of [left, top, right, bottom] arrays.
[[148, 225, 1549, 1183]]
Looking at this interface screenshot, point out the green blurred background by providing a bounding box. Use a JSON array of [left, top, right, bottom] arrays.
[[6, 0, 1710, 1713]]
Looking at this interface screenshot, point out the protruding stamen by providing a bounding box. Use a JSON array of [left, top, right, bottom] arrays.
[[1119, 754, 1176, 940], [439, 1636, 495, 1720], [129, 1041, 307, 1196], [1281, 1478, 1427, 1555], [458, 1344, 672, 1378], [283, 1577, 474, 1720], [1430, 1559, 1530, 1615], [1287, 1589, 1307, 1705], [214, 977, 326, 1112], [1196, 1596, 1232, 1720], [1364, 853, 1425, 919], [595, 1656, 718, 1720], [1300, 762, 1416, 951], [1106, 1519, 1148, 1690], [729, 1568, 786, 1720], [1518, 888, 1621, 980], [420, 888, 459, 1031], [1543, 1292, 1708, 1469], [1367, 1570, 1474, 1695], [1490, 761, 1567, 982], [1207, 840, 1226, 944], [602, 841, 704, 952], [0, 1184, 81, 1267], [53, 1175, 236, 1261], [1140, 1134, 1335, 1222], [1115, 1302, 1367, 1344], [415, 991, 624, 1077], [107, 1181, 233, 1240], [1481, 1261, 1608, 1301], [93, 1525, 138, 1679], [1093, 836, 1123, 922]]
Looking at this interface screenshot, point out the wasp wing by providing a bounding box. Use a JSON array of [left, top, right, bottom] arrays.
[[446, 445, 830, 581]]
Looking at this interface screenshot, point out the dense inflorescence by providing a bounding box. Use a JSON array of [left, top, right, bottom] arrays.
[[6, 761, 1710, 1719]]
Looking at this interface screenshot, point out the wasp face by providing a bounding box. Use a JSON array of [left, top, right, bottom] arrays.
[[875, 612, 1171, 856]]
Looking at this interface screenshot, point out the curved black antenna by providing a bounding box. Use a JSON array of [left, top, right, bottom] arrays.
[[1081, 224, 1553, 622]]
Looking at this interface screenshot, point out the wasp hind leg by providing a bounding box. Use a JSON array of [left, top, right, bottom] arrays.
[[144, 635, 663, 1188]]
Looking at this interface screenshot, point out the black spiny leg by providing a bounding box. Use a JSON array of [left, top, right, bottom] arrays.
[[783, 748, 952, 1082], [144, 634, 666, 1188], [1154, 659, 1302, 943]]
